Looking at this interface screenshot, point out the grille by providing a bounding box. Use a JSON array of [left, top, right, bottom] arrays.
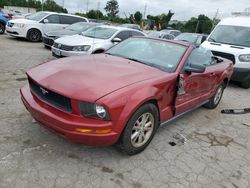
[[7, 22, 14, 27], [212, 51, 235, 64], [43, 37, 54, 46], [28, 78, 72, 112], [53, 42, 73, 51]]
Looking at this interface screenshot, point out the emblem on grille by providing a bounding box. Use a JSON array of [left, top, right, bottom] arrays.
[[40, 87, 49, 95]]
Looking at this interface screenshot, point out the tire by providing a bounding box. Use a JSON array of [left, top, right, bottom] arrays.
[[241, 80, 250, 89], [117, 103, 159, 155], [204, 83, 225, 109], [27, 29, 41, 42], [0, 22, 5, 34]]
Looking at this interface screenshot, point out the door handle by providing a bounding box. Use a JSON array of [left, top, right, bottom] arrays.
[[209, 72, 215, 76]]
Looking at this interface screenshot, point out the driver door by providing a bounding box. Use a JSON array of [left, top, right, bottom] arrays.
[[175, 48, 216, 114]]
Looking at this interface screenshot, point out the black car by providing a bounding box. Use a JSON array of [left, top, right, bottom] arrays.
[[174, 33, 208, 47], [43, 22, 101, 48]]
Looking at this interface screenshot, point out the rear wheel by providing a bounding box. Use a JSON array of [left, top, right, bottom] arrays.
[[204, 83, 225, 109], [241, 80, 250, 89], [117, 103, 159, 155], [27, 29, 41, 42], [0, 23, 5, 34]]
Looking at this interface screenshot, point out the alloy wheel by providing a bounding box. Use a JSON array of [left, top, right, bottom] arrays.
[[131, 112, 154, 148]]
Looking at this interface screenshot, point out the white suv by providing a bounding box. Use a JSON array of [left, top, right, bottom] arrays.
[[51, 25, 146, 57], [201, 16, 250, 88], [6, 11, 88, 42]]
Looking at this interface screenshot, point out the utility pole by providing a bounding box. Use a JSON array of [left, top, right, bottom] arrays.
[[41, 0, 44, 11], [212, 8, 219, 29], [97, 1, 100, 11], [195, 20, 200, 33], [143, 3, 147, 19], [62, 0, 65, 8], [86, 0, 89, 13]]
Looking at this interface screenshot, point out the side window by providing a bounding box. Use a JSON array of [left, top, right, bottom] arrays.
[[131, 31, 144, 37], [60, 15, 81, 25], [114, 31, 130, 41], [45, 15, 60, 24], [186, 48, 214, 67]]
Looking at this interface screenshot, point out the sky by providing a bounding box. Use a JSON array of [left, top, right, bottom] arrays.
[[54, 0, 249, 20]]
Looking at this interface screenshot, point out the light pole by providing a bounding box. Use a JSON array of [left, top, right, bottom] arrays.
[[41, 0, 44, 11]]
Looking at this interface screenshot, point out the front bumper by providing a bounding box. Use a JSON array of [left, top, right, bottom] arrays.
[[231, 67, 250, 83], [43, 36, 55, 47], [51, 46, 90, 58], [6, 25, 27, 38], [20, 84, 119, 146]]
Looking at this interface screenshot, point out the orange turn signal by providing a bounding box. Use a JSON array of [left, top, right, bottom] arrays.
[[75, 128, 93, 133], [75, 128, 112, 134]]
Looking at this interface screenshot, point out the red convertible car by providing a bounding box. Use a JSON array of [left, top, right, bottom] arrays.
[[20, 37, 233, 155]]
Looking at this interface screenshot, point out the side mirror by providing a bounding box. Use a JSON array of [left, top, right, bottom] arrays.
[[43, 19, 49, 24], [212, 56, 223, 63], [112, 37, 122, 43], [185, 63, 206, 74]]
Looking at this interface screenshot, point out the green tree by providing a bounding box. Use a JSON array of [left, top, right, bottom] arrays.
[[86, 9, 104, 19], [184, 15, 212, 33], [104, 0, 119, 18], [134, 11, 142, 24]]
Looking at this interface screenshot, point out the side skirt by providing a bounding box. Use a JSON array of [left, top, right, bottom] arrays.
[[160, 100, 209, 127]]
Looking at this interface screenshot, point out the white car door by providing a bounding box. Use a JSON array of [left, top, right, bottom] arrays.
[[41, 14, 66, 35]]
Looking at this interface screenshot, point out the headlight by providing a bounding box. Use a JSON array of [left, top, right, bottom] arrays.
[[79, 101, 110, 120], [72, 45, 91, 51], [14, 23, 25, 28], [239, 54, 250, 62]]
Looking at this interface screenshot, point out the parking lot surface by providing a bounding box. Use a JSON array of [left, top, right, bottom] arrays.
[[0, 34, 250, 188]]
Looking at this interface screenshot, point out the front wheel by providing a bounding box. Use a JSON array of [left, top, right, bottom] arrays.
[[117, 103, 159, 155], [27, 29, 41, 42], [0, 23, 5, 34], [204, 83, 225, 109]]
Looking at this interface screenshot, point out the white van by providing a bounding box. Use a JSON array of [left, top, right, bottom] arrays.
[[6, 11, 88, 42], [201, 16, 250, 88]]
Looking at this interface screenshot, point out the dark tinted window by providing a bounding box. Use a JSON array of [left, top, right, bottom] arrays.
[[45, 15, 60, 24], [60, 15, 86, 24], [115, 31, 131, 41], [131, 31, 144, 37]]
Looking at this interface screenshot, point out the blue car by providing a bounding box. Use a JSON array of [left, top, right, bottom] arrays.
[[0, 10, 9, 34]]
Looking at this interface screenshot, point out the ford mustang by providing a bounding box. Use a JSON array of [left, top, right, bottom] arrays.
[[20, 37, 233, 155]]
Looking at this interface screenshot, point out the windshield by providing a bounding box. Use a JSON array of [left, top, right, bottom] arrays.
[[83, 27, 118, 39], [66, 23, 94, 32], [175, 33, 198, 43], [208, 25, 250, 47], [106, 38, 187, 72], [26, 12, 49, 21]]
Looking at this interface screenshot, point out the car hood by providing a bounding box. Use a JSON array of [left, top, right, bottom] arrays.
[[27, 54, 165, 102], [45, 29, 80, 37], [9, 18, 37, 24], [54, 34, 105, 46]]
